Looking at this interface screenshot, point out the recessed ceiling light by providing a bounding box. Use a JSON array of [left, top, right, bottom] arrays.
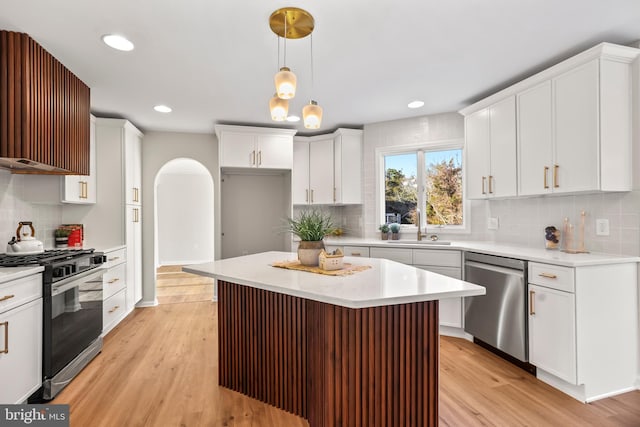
[[408, 100, 425, 109], [153, 105, 172, 113], [102, 34, 134, 51], [286, 115, 300, 122]]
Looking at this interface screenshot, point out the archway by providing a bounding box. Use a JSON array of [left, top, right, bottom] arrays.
[[154, 158, 214, 304]]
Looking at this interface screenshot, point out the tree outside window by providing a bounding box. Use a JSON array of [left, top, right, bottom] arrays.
[[383, 147, 463, 228]]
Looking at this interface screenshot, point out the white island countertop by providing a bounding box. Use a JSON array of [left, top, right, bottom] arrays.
[[185, 251, 485, 309]]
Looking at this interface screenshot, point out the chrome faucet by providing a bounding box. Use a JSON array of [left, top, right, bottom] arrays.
[[416, 209, 427, 241]]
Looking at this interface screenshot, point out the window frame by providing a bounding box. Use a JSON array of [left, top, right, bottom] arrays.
[[375, 138, 469, 235]]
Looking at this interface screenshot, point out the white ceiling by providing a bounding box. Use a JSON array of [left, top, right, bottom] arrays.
[[2, 1, 640, 135]]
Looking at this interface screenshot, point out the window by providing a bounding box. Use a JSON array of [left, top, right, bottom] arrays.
[[378, 139, 466, 232]]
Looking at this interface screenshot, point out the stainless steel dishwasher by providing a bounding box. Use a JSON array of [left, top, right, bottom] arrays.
[[464, 252, 529, 364]]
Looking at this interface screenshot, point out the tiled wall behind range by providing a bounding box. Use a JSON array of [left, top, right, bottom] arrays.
[[0, 170, 62, 249]]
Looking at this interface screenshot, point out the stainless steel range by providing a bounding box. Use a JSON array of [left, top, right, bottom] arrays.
[[0, 249, 106, 400]]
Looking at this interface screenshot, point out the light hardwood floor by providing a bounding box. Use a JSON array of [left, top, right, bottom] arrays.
[[156, 265, 215, 305], [53, 301, 640, 426]]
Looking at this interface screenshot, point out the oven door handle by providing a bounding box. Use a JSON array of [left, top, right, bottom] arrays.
[[51, 268, 106, 297]]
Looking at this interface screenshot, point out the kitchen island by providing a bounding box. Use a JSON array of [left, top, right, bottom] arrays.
[[185, 251, 485, 426]]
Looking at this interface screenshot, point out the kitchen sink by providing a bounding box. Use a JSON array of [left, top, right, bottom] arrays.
[[385, 240, 451, 245]]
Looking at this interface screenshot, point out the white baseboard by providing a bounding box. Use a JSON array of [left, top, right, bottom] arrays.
[[135, 298, 158, 308], [439, 325, 473, 341], [536, 369, 586, 402]]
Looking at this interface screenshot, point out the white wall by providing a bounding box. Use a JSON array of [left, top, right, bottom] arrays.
[[141, 131, 217, 305], [156, 160, 214, 265]]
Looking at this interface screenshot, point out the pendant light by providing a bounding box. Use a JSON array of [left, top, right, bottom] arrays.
[[273, 10, 296, 99], [269, 7, 319, 124], [303, 100, 323, 129], [269, 94, 289, 121], [303, 34, 323, 129]]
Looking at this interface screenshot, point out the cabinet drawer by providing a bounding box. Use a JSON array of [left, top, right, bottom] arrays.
[[103, 289, 127, 331], [103, 263, 127, 299], [103, 248, 126, 269], [412, 249, 461, 268], [369, 247, 412, 264], [0, 274, 42, 315], [343, 246, 370, 257], [415, 265, 462, 279], [529, 263, 574, 292]]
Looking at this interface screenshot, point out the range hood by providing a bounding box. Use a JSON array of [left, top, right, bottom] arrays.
[[0, 30, 90, 175], [0, 158, 74, 174]]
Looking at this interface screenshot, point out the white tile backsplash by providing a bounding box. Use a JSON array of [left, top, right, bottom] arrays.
[[0, 170, 62, 249]]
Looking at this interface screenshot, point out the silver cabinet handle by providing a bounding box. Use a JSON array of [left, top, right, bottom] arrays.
[[258, 150, 262, 166]]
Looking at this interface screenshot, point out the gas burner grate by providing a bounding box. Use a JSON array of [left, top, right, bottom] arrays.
[[0, 249, 95, 267]]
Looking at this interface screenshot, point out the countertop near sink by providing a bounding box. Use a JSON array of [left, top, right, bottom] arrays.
[[321, 237, 640, 267]]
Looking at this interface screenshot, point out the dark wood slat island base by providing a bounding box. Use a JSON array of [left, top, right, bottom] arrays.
[[218, 280, 439, 427]]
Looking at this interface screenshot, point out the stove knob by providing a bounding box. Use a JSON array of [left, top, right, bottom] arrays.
[[53, 266, 66, 278]]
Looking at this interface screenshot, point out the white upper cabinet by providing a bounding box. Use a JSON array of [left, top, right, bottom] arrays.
[[215, 125, 296, 169], [465, 96, 517, 199], [62, 115, 97, 204], [125, 125, 143, 206], [333, 129, 363, 204], [519, 57, 633, 195], [462, 43, 639, 198], [309, 138, 335, 205], [517, 81, 554, 196], [292, 141, 310, 204], [293, 128, 363, 205]]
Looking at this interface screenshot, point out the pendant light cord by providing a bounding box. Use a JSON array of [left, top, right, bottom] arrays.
[[310, 33, 315, 96], [283, 12, 287, 67]]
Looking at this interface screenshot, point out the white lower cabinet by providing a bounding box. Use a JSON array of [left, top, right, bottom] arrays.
[[103, 290, 127, 335], [0, 274, 43, 404], [102, 247, 128, 335], [370, 247, 463, 329], [528, 283, 577, 384], [528, 261, 638, 402]]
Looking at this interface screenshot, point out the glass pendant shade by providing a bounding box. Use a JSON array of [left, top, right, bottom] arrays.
[[274, 67, 297, 99], [269, 94, 289, 121], [303, 100, 323, 129]]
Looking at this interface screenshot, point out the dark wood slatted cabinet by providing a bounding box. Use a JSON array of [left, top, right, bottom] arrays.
[[0, 30, 90, 175]]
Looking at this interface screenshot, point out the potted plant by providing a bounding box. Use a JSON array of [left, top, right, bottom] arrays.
[[286, 210, 336, 266], [54, 228, 71, 248], [389, 223, 401, 240], [379, 224, 390, 240]]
